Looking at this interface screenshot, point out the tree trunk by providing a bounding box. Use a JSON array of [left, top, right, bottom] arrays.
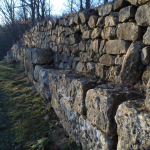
[[86, 0, 90, 10], [104, 0, 108, 4]]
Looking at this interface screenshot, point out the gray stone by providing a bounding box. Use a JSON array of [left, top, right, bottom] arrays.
[[57, 44, 63, 53], [99, 40, 107, 55], [70, 33, 80, 45], [127, 0, 138, 5], [76, 62, 87, 72], [34, 65, 43, 81], [142, 65, 150, 85], [96, 17, 105, 27], [80, 23, 90, 33], [88, 15, 98, 28], [113, 0, 130, 11], [79, 41, 86, 52], [99, 54, 115, 66], [63, 45, 71, 56], [71, 44, 80, 56], [119, 6, 137, 22], [105, 40, 131, 54], [120, 42, 143, 84], [80, 52, 92, 62], [82, 30, 92, 40], [61, 52, 68, 63], [86, 84, 132, 134], [117, 23, 142, 41], [54, 52, 61, 63], [105, 16, 119, 26], [91, 27, 102, 39], [92, 39, 101, 53], [115, 100, 150, 150], [98, 4, 112, 17], [87, 62, 95, 71], [115, 55, 125, 65], [143, 27, 150, 45], [101, 27, 117, 40], [74, 13, 80, 24], [32, 48, 53, 65], [141, 46, 150, 65], [59, 62, 65, 69], [146, 78, 150, 110], [135, 3, 150, 27], [79, 10, 90, 23]]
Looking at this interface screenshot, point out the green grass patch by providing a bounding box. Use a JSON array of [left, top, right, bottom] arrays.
[[0, 61, 82, 150]]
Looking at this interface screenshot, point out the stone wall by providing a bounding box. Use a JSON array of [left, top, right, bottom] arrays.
[[3, 0, 150, 149]]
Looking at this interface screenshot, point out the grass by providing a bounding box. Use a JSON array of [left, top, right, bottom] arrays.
[[0, 61, 81, 150]]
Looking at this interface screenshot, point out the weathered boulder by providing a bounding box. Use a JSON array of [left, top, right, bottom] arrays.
[[113, 0, 130, 11], [117, 23, 142, 41], [105, 16, 119, 26], [143, 27, 150, 45], [92, 39, 101, 53], [63, 45, 71, 56], [74, 13, 80, 24], [86, 84, 137, 134], [98, 4, 112, 16], [99, 54, 115, 66], [142, 65, 150, 85], [135, 3, 150, 27], [115, 100, 150, 150], [96, 17, 105, 27], [91, 27, 102, 39], [32, 48, 53, 65], [141, 46, 150, 65], [120, 42, 143, 84], [101, 27, 117, 40], [119, 5, 136, 22], [105, 40, 131, 54], [88, 15, 98, 28]]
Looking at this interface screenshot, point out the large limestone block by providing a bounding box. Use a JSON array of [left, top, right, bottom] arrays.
[[79, 10, 90, 23], [91, 27, 102, 39], [115, 100, 150, 150], [86, 84, 139, 134], [141, 46, 150, 65], [32, 48, 53, 65], [117, 23, 142, 41], [113, 0, 130, 11], [49, 70, 96, 115], [143, 27, 150, 45], [120, 42, 143, 84], [88, 15, 98, 28], [119, 6, 136, 22], [105, 40, 130, 54], [135, 3, 150, 27], [98, 4, 112, 17], [99, 54, 115, 66], [101, 27, 117, 40]]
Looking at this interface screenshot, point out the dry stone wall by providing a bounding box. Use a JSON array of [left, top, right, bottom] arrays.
[[3, 0, 150, 149]]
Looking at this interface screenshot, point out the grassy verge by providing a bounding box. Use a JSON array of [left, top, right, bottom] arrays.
[[0, 61, 81, 150]]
